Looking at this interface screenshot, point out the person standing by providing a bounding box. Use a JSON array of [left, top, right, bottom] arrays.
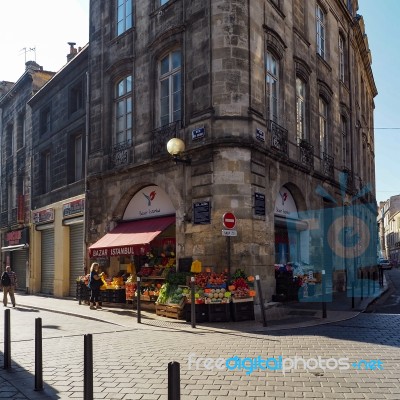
[[1, 266, 17, 307], [89, 262, 103, 310]]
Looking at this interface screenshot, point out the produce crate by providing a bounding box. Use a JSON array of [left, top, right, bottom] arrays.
[[156, 304, 184, 319], [208, 303, 230, 322], [76, 281, 90, 304], [184, 303, 209, 323], [100, 289, 126, 303], [230, 299, 255, 321]]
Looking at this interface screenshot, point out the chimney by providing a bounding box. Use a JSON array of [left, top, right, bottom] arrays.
[[67, 42, 78, 62], [25, 61, 43, 73]]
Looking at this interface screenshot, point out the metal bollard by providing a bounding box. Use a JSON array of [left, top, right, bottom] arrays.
[[4, 309, 11, 369], [137, 277, 141, 324], [255, 275, 267, 327], [168, 361, 180, 400], [367, 271, 371, 296], [35, 318, 43, 391], [190, 277, 196, 328], [322, 270, 327, 318], [373, 271, 376, 294], [360, 270, 364, 300], [351, 281, 355, 309], [84, 334, 93, 400]]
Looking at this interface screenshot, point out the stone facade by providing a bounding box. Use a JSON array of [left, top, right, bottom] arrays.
[[86, 0, 378, 300]]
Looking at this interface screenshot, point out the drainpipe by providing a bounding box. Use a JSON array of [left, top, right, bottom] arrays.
[[83, 71, 90, 275]]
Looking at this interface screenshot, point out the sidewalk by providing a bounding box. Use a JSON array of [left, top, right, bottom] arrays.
[[12, 274, 389, 334]]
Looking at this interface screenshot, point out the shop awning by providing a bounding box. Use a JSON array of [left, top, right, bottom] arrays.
[[88, 216, 175, 257], [1, 244, 29, 252]]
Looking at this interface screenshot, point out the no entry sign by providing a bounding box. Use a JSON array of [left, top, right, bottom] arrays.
[[223, 212, 236, 229]]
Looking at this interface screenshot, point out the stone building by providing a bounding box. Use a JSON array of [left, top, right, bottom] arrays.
[[28, 44, 88, 297], [85, 0, 378, 301], [0, 62, 55, 292]]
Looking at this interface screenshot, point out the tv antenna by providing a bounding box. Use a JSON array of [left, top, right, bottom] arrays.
[[20, 47, 36, 63]]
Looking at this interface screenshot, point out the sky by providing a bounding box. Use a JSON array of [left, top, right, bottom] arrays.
[[0, 0, 89, 82], [0, 0, 397, 205]]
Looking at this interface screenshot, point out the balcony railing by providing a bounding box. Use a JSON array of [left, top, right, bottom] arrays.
[[268, 120, 288, 156], [110, 139, 133, 168], [299, 140, 314, 170], [151, 121, 182, 156], [341, 167, 354, 192], [322, 152, 334, 178]]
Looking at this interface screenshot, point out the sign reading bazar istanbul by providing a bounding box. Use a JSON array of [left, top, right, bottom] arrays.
[[90, 246, 138, 258]]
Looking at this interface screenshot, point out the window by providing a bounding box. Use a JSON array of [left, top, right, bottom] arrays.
[[316, 4, 326, 59], [159, 50, 182, 127], [339, 35, 345, 81], [16, 113, 25, 150], [319, 97, 328, 157], [6, 124, 13, 157], [40, 106, 51, 134], [69, 80, 84, 115], [296, 77, 307, 142], [266, 51, 279, 123], [160, 0, 169, 5], [74, 135, 83, 181], [115, 76, 133, 145], [341, 115, 347, 167], [43, 152, 51, 193], [117, 0, 133, 36]]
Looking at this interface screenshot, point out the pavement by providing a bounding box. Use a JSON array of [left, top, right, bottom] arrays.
[[0, 273, 393, 400], [11, 273, 389, 333]]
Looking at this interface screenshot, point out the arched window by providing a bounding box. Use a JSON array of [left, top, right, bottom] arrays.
[[115, 76, 133, 145], [316, 4, 326, 59], [319, 97, 328, 157], [296, 77, 307, 142], [159, 50, 182, 127], [266, 51, 279, 123]]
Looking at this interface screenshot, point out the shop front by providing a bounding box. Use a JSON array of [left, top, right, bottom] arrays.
[[1, 227, 30, 291]]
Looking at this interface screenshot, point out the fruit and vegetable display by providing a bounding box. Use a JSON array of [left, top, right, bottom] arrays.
[[156, 283, 185, 306], [229, 269, 256, 299]]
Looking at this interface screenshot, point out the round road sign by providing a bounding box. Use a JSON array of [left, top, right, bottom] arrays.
[[223, 212, 236, 229]]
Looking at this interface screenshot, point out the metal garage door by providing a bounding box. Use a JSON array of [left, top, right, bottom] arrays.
[[69, 224, 84, 297], [13, 250, 28, 290], [41, 229, 55, 295]]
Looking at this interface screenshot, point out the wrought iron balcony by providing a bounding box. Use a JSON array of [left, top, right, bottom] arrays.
[[299, 139, 314, 169], [268, 120, 288, 156], [110, 139, 133, 168], [341, 167, 354, 192], [322, 152, 334, 178], [0, 211, 8, 229], [151, 121, 182, 156]]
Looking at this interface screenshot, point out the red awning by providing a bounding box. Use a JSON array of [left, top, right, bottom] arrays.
[[88, 216, 175, 257]]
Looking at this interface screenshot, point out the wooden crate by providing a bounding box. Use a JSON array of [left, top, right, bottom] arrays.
[[155, 304, 184, 319]]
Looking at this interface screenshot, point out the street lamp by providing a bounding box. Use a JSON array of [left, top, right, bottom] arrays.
[[166, 138, 191, 165]]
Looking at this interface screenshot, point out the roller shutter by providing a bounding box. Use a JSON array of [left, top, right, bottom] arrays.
[[69, 224, 84, 297], [41, 229, 55, 295], [13, 250, 28, 290]]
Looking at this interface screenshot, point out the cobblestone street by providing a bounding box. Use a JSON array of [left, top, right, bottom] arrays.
[[0, 295, 400, 399]]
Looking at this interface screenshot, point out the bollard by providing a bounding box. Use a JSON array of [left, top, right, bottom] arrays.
[[373, 271, 376, 294], [4, 309, 11, 370], [190, 277, 196, 328], [351, 281, 355, 309], [35, 318, 43, 391], [321, 270, 327, 318], [379, 266, 383, 287], [367, 271, 371, 296], [360, 270, 364, 300], [84, 334, 93, 400], [168, 361, 180, 400], [255, 275, 267, 327], [137, 277, 141, 324]]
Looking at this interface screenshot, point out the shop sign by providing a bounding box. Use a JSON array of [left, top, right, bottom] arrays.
[[123, 185, 175, 220], [254, 193, 265, 216], [63, 199, 85, 218], [91, 246, 136, 258], [193, 201, 211, 224], [274, 188, 298, 218], [4, 227, 29, 247], [32, 208, 55, 224]]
